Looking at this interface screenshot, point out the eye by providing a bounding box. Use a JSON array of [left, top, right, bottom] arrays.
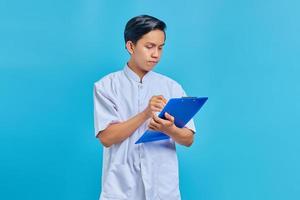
[[145, 45, 153, 49]]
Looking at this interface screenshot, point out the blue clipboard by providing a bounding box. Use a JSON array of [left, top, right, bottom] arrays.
[[135, 97, 208, 144]]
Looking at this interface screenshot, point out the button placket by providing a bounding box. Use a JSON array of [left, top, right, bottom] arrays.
[[138, 84, 143, 109], [138, 83, 145, 160], [137, 83, 143, 160]]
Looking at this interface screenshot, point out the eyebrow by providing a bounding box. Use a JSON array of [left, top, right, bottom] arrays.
[[146, 42, 165, 47]]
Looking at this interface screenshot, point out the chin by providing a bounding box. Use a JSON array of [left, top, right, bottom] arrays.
[[144, 67, 154, 72], [144, 64, 157, 71]]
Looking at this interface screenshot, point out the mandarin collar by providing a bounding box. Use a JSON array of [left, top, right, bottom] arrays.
[[123, 63, 153, 84]]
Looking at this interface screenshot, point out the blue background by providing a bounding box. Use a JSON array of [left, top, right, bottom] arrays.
[[1, 0, 299, 199]]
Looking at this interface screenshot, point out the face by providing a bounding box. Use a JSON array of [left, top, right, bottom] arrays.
[[126, 29, 165, 74]]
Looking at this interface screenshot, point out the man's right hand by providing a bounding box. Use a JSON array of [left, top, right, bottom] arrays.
[[143, 95, 167, 119]]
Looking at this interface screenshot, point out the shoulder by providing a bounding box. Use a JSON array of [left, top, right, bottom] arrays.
[[151, 71, 186, 97], [94, 70, 123, 90], [151, 71, 183, 90]]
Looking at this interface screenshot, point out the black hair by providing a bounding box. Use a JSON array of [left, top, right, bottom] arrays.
[[124, 15, 167, 44]]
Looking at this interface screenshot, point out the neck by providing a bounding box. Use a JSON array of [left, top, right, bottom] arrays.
[[127, 60, 147, 82]]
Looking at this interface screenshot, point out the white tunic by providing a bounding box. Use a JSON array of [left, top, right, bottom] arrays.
[[94, 64, 196, 200]]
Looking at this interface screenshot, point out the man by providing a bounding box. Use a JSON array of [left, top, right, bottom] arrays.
[[94, 15, 196, 200]]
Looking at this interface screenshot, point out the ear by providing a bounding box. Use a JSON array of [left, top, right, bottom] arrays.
[[126, 41, 135, 55]]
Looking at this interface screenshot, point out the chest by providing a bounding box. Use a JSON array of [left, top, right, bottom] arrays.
[[115, 81, 173, 118]]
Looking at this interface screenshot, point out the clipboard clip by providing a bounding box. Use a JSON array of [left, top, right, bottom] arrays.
[[181, 96, 197, 98], [181, 97, 198, 101]]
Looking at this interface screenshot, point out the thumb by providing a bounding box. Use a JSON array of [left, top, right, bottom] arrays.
[[165, 112, 174, 122]]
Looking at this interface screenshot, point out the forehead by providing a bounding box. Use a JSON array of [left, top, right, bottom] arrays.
[[138, 29, 165, 45]]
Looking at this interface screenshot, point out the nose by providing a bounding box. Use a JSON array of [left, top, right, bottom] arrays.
[[152, 48, 160, 58]]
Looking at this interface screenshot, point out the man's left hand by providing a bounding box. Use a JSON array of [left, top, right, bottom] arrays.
[[148, 112, 176, 135]]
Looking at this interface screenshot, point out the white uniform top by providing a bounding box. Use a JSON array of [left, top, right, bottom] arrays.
[[94, 64, 196, 200]]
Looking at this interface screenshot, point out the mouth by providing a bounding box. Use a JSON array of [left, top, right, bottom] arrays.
[[148, 61, 158, 64]]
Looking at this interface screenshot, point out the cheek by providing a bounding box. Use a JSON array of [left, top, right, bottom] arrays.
[[141, 48, 152, 56], [136, 56, 146, 65], [136, 51, 150, 64], [136, 49, 147, 59]]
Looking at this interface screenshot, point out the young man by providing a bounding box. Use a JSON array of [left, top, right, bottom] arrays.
[[94, 15, 196, 200]]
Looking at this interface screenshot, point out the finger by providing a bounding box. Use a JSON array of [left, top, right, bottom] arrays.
[[149, 96, 160, 103], [152, 98, 165, 103], [151, 111, 156, 117], [151, 101, 164, 107], [153, 95, 165, 101], [157, 99, 167, 106], [156, 98, 167, 107], [151, 99, 164, 107], [148, 125, 158, 131], [150, 117, 158, 125], [153, 113, 164, 124], [155, 95, 166, 102], [150, 106, 163, 112], [150, 103, 164, 111], [153, 102, 166, 110], [148, 122, 156, 129], [151, 95, 161, 100], [148, 126, 155, 131], [160, 97, 167, 105], [149, 120, 159, 130], [165, 112, 175, 122]]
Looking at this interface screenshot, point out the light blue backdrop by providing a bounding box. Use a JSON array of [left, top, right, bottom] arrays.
[[1, 0, 299, 199]]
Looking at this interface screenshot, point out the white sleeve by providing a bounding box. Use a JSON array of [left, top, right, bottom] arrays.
[[93, 83, 121, 137]]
